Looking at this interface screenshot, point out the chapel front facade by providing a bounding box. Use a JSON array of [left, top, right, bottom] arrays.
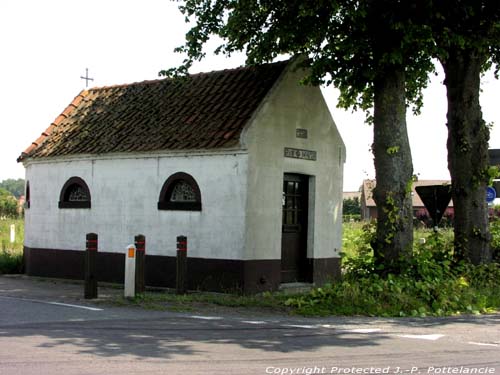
[[20, 59, 345, 293]]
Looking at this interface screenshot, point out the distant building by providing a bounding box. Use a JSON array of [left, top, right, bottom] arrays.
[[360, 179, 454, 221]]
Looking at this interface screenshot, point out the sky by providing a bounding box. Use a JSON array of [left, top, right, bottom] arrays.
[[1, 0, 499, 192]]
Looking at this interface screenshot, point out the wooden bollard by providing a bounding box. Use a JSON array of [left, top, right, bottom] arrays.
[[135, 234, 146, 294], [84, 233, 98, 299], [176, 235, 187, 295]]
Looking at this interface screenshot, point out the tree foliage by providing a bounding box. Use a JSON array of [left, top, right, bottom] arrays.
[[0, 188, 18, 218], [343, 197, 361, 216], [422, 0, 500, 264], [163, 0, 433, 115], [0, 179, 25, 199], [164, 0, 440, 273], [166, 0, 500, 268], [428, 0, 500, 68]]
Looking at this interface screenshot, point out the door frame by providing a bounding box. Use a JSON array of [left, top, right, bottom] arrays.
[[280, 173, 312, 283]]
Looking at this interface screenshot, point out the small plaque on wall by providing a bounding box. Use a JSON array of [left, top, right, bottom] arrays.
[[284, 147, 317, 161], [296, 128, 308, 139]]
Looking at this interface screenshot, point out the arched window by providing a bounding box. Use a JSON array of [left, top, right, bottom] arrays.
[[158, 172, 202, 211], [25, 181, 30, 209], [59, 177, 91, 209]]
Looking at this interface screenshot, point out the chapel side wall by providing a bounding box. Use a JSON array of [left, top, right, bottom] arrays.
[[243, 65, 345, 285], [24, 153, 248, 263]]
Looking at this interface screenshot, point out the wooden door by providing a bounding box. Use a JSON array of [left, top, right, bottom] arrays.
[[281, 174, 309, 283]]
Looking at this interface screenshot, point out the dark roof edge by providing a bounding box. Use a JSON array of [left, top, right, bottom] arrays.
[[20, 146, 249, 165], [17, 90, 88, 163]]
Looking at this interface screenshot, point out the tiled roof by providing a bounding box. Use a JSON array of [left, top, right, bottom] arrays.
[[361, 179, 453, 208], [18, 60, 289, 161]]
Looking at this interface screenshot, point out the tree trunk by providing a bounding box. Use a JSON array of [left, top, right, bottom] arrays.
[[442, 50, 491, 265], [372, 67, 414, 273]]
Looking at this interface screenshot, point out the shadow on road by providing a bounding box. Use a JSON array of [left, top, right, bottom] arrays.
[[1, 275, 498, 361], [0, 316, 392, 359]]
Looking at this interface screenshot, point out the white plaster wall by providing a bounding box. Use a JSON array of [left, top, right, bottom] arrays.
[[24, 152, 248, 259], [243, 63, 346, 261]]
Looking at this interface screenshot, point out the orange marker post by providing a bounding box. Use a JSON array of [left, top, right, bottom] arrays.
[[124, 244, 136, 298]]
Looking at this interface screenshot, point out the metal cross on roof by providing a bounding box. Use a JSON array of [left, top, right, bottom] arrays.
[[80, 68, 94, 88]]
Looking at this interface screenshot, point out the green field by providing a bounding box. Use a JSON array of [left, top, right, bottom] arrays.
[[0, 218, 24, 274]]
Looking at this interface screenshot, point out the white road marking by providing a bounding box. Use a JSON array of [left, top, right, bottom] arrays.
[[347, 328, 382, 334], [398, 334, 445, 341], [241, 320, 267, 325], [189, 315, 223, 320], [468, 341, 499, 347], [0, 295, 103, 311], [320, 325, 382, 334], [282, 324, 316, 329], [47, 301, 102, 311]]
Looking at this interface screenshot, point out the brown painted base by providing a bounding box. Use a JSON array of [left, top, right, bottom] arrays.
[[23, 247, 340, 293]]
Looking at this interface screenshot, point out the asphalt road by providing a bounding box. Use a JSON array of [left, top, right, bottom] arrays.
[[0, 276, 499, 375]]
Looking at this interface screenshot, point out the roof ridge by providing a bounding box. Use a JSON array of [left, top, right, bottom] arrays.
[[87, 60, 289, 92]]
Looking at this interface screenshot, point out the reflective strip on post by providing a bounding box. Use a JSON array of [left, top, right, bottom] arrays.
[[136, 240, 146, 252], [177, 236, 187, 251], [86, 239, 98, 251]]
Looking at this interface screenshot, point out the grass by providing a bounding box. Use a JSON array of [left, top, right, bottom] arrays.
[[107, 289, 292, 314], [0, 218, 24, 274]]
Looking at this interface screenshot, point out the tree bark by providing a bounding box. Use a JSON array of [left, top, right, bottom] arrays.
[[442, 50, 491, 265], [372, 66, 414, 273]]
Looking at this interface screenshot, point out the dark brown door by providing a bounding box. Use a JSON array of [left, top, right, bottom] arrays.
[[281, 174, 309, 283]]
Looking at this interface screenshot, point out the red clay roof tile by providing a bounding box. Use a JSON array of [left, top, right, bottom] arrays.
[[18, 61, 288, 162]]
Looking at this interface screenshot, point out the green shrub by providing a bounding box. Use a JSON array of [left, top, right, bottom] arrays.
[[491, 218, 500, 261], [286, 224, 500, 317], [341, 221, 375, 271], [343, 197, 361, 216], [0, 247, 23, 274], [0, 219, 24, 274]]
